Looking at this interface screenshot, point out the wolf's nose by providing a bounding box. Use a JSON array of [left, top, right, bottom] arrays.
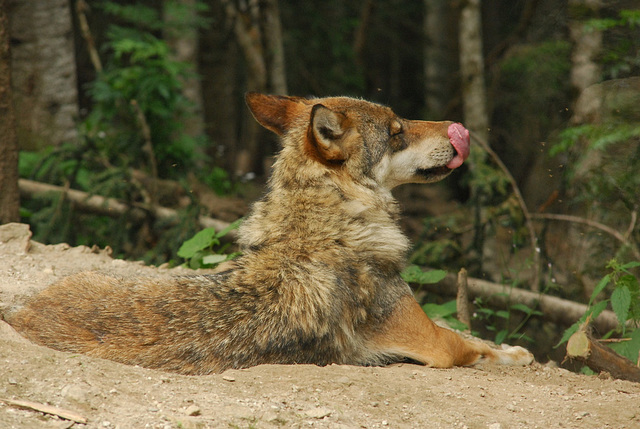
[[446, 123, 471, 169]]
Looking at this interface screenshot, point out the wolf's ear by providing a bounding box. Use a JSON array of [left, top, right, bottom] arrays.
[[245, 92, 300, 136], [309, 104, 353, 162]]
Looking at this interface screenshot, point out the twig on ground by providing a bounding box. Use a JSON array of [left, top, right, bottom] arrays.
[[0, 398, 88, 424]]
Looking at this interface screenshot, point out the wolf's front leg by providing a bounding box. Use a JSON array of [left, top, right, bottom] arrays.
[[370, 295, 534, 367]]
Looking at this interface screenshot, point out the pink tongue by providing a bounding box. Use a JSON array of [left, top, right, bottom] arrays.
[[447, 123, 471, 169]]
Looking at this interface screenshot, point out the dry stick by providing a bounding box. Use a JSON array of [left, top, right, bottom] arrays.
[[18, 179, 235, 238], [76, 0, 102, 73], [456, 268, 472, 330], [531, 213, 640, 261], [470, 131, 541, 291], [0, 398, 88, 424]]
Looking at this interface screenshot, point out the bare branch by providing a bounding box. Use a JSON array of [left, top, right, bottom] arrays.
[[470, 130, 541, 291], [531, 213, 640, 261]]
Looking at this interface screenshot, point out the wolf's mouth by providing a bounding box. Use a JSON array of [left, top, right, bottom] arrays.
[[415, 166, 451, 179]]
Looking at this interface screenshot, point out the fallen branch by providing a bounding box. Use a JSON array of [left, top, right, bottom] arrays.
[[0, 397, 88, 424], [18, 179, 236, 238], [422, 272, 619, 334], [566, 324, 640, 382]]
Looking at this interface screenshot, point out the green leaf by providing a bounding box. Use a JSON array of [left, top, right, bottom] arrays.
[[495, 310, 510, 319], [611, 285, 631, 327], [418, 269, 447, 284], [401, 266, 446, 285], [422, 300, 457, 319], [589, 274, 611, 306], [608, 329, 640, 363], [556, 301, 609, 347], [621, 261, 640, 270], [556, 321, 581, 348], [510, 303, 544, 316], [495, 329, 508, 345], [202, 254, 229, 266], [216, 218, 243, 238], [177, 227, 218, 258], [589, 300, 609, 321], [444, 318, 468, 332]]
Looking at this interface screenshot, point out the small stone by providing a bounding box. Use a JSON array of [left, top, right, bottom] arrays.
[[304, 407, 332, 419], [222, 375, 236, 382], [262, 411, 280, 422], [488, 423, 502, 429], [185, 405, 201, 416]]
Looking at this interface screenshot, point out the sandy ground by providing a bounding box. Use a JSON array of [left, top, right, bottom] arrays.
[[1, 222, 639, 429]]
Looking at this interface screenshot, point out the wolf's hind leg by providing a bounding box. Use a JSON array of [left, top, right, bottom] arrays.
[[370, 295, 534, 367]]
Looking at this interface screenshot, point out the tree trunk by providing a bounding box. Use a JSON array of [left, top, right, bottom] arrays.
[[423, 0, 452, 119], [218, 0, 287, 177], [8, 0, 78, 148], [568, 0, 602, 94], [164, 0, 205, 139], [0, 0, 20, 224], [199, 1, 241, 170], [458, 0, 489, 143], [261, 0, 287, 95]]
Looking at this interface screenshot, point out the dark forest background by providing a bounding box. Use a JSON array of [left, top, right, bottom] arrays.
[[1, 0, 639, 365]]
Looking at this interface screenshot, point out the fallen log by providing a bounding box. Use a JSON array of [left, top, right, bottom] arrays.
[[18, 179, 236, 238], [566, 325, 640, 382], [422, 273, 620, 334]]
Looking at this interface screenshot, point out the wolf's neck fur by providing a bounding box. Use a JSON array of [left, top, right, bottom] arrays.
[[237, 143, 411, 270]]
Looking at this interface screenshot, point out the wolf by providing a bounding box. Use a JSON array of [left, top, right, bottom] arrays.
[[7, 93, 533, 375]]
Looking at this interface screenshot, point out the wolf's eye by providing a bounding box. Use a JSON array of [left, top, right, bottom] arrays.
[[389, 120, 403, 137]]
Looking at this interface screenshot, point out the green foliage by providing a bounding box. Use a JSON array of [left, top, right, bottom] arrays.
[[401, 266, 467, 331], [552, 119, 640, 264], [178, 219, 242, 269], [584, 9, 640, 79], [84, 3, 204, 177], [17, 1, 236, 266], [401, 265, 447, 285], [422, 300, 468, 332], [474, 295, 542, 345], [204, 167, 236, 196], [558, 260, 640, 362]]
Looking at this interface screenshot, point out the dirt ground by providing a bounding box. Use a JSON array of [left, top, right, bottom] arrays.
[[1, 223, 639, 429]]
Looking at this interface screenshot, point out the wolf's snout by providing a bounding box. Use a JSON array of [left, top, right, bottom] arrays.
[[446, 123, 470, 169]]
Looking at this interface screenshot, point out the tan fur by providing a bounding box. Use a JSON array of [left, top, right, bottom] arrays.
[[7, 93, 533, 374]]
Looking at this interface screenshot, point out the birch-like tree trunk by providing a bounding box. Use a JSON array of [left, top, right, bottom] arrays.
[[568, 0, 602, 94], [458, 0, 489, 143], [9, 0, 78, 147], [0, 0, 20, 223]]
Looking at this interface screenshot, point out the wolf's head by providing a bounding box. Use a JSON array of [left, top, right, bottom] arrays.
[[245, 93, 470, 190]]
